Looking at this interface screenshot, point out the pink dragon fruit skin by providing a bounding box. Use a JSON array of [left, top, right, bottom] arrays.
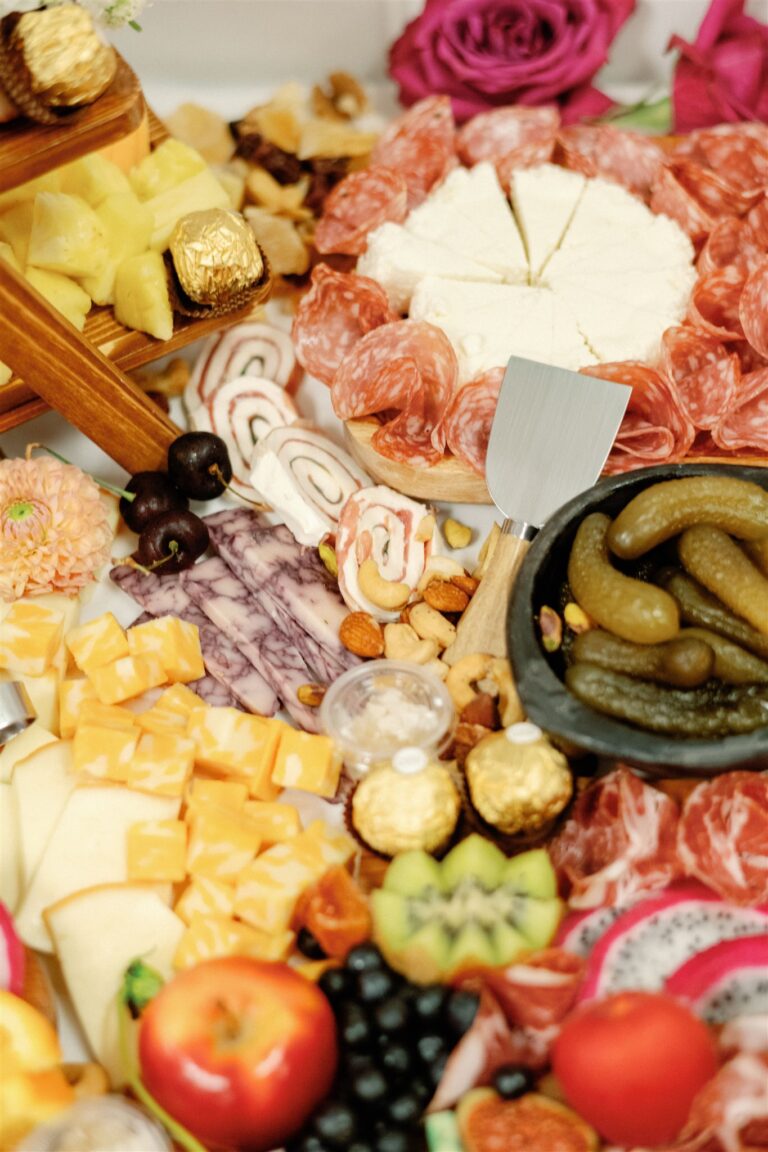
[[664, 935, 768, 1023], [578, 881, 768, 1002], [0, 901, 25, 997], [554, 904, 628, 956]]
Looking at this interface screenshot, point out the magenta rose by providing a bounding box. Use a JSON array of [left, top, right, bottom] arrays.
[[388, 0, 635, 125], [670, 0, 768, 132]]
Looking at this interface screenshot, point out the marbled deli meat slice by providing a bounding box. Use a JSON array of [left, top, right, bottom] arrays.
[[667, 1054, 768, 1152], [250, 424, 370, 547], [335, 485, 436, 622], [110, 564, 279, 716], [661, 327, 740, 431], [687, 269, 747, 341], [189, 376, 299, 498], [443, 368, 503, 476], [181, 556, 320, 732], [370, 95, 457, 209], [712, 367, 768, 454], [184, 320, 300, 412], [677, 773, 768, 907], [314, 165, 409, 256], [697, 216, 765, 278]]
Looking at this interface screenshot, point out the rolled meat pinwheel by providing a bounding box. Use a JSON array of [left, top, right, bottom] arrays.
[[336, 485, 438, 622], [184, 320, 301, 412], [190, 376, 299, 498], [250, 425, 371, 546]]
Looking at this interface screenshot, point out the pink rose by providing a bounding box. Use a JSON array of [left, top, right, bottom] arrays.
[[388, 0, 635, 125], [670, 0, 768, 132]]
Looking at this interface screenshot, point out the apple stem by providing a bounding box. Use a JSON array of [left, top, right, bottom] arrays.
[[30, 444, 136, 502], [209, 463, 272, 512]]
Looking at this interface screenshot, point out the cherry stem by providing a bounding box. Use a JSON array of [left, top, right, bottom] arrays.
[[33, 444, 135, 502], [120, 541, 179, 576], [209, 463, 271, 512]]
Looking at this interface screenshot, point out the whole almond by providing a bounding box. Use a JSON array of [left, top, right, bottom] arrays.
[[451, 573, 480, 598], [423, 578, 469, 614], [339, 612, 385, 658]]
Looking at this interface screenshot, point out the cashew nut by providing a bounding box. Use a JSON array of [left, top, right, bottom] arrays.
[[408, 601, 457, 650], [490, 656, 525, 727], [384, 622, 439, 664], [358, 558, 411, 611], [417, 555, 466, 592], [445, 653, 525, 725], [415, 514, 436, 542], [423, 657, 449, 681]]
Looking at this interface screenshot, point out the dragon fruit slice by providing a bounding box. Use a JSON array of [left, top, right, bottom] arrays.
[[554, 904, 628, 956], [664, 935, 768, 1023], [579, 881, 768, 1002], [0, 901, 25, 997]]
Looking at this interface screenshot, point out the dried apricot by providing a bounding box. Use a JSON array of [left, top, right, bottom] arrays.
[[294, 866, 371, 960]]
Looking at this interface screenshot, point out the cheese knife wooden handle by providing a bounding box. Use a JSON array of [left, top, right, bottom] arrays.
[[0, 258, 179, 471]]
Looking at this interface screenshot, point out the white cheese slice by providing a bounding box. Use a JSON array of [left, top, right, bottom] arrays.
[[357, 222, 501, 314], [509, 164, 586, 281], [405, 162, 529, 283], [11, 739, 76, 896], [0, 782, 19, 912], [553, 277, 685, 365], [409, 276, 596, 383], [549, 260, 697, 327]]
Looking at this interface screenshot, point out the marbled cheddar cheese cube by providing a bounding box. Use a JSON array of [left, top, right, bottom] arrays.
[[157, 683, 207, 717], [126, 819, 187, 882], [174, 876, 235, 925], [234, 841, 325, 934], [271, 729, 341, 799], [0, 601, 64, 676], [59, 678, 97, 739], [91, 653, 167, 705], [185, 777, 248, 814], [186, 805, 261, 882], [127, 616, 205, 684], [299, 820, 357, 869], [125, 731, 195, 797], [72, 723, 139, 780], [187, 708, 281, 781], [242, 801, 301, 845], [65, 612, 128, 673], [135, 704, 188, 736], [173, 915, 294, 970], [249, 725, 283, 802], [77, 700, 136, 730]]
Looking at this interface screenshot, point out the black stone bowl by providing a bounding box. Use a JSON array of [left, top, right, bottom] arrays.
[[508, 462, 768, 777]]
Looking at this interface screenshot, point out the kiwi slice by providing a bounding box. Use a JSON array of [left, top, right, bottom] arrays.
[[371, 834, 563, 984]]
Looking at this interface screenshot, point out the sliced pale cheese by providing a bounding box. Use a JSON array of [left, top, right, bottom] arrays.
[[271, 730, 341, 799], [45, 884, 185, 1085], [0, 601, 64, 676], [357, 221, 502, 313], [0, 782, 19, 911], [510, 163, 585, 280], [173, 915, 294, 970], [65, 612, 128, 674], [15, 786, 180, 952], [406, 162, 529, 283], [409, 276, 595, 382], [0, 723, 57, 785], [11, 740, 76, 895]]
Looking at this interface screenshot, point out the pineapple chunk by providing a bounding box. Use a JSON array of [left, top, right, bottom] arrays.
[[27, 192, 109, 278], [212, 164, 246, 212], [0, 241, 20, 271], [0, 169, 61, 213], [60, 153, 132, 207], [244, 207, 309, 276], [0, 201, 34, 265], [80, 192, 153, 306], [25, 268, 91, 331], [129, 139, 207, 202], [164, 104, 235, 166], [146, 169, 229, 252], [113, 251, 173, 341]]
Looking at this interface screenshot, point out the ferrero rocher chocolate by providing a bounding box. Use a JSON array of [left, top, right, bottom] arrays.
[[350, 748, 460, 857], [8, 4, 117, 108], [169, 208, 265, 307]]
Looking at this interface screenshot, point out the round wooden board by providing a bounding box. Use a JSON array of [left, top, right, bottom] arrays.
[[344, 418, 492, 504]]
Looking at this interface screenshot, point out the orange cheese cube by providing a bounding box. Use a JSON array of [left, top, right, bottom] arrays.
[[135, 704, 188, 736], [127, 616, 205, 684], [65, 612, 128, 673], [90, 653, 166, 705], [72, 723, 139, 780], [271, 729, 341, 799], [77, 700, 136, 730], [173, 915, 294, 970], [126, 819, 187, 882], [299, 820, 357, 869], [185, 777, 248, 814], [186, 805, 261, 882], [157, 683, 207, 717], [234, 841, 325, 934], [59, 678, 98, 739], [125, 731, 195, 796], [0, 601, 64, 676], [174, 876, 235, 925], [242, 801, 301, 845], [187, 707, 281, 783]]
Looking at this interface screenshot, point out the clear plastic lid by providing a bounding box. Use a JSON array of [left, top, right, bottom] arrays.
[[319, 660, 455, 775], [16, 1096, 172, 1152]]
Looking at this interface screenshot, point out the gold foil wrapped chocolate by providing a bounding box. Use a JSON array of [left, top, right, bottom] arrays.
[[169, 208, 266, 308], [351, 748, 460, 857]]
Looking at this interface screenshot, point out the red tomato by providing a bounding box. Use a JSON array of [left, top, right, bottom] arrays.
[[551, 990, 718, 1148], [138, 957, 337, 1151]]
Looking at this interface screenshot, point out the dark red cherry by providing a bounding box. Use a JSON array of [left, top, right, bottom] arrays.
[[167, 432, 233, 501], [135, 509, 209, 574], [119, 471, 188, 533]]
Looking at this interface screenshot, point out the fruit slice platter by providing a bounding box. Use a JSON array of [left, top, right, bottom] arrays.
[[1, 6, 768, 1152]]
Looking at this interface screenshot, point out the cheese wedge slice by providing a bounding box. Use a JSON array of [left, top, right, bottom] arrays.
[[0, 724, 57, 785], [0, 782, 19, 911], [11, 740, 76, 896], [510, 163, 586, 281]]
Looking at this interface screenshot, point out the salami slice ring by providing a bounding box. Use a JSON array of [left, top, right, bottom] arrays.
[[559, 123, 663, 197], [678, 772, 768, 906], [185, 321, 300, 412], [291, 265, 396, 386], [712, 367, 768, 453], [661, 326, 740, 431], [250, 424, 370, 546], [746, 194, 768, 248], [335, 485, 436, 621], [314, 165, 409, 256], [687, 269, 746, 341], [697, 216, 764, 278], [739, 257, 768, 360], [443, 368, 503, 476], [457, 105, 559, 172], [650, 165, 716, 240], [371, 95, 456, 208], [668, 159, 763, 219]]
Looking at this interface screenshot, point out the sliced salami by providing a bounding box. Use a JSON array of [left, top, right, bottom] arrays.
[[548, 766, 682, 909], [739, 256, 768, 360], [687, 268, 746, 340], [370, 95, 456, 208], [713, 366, 768, 453], [697, 216, 764, 278], [443, 368, 503, 476], [650, 164, 717, 241], [456, 106, 559, 176], [694, 127, 768, 186], [250, 424, 370, 546], [185, 321, 300, 412], [747, 194, 768, 248], [335, 485, 436, 622], [668, 158, 764, 220], [331, 319, 459, 465], [189, 376, 299, 498], [677, 772, 768, 907], [559, 123, 664, 198], [314, 165, 409, 256], [661, 326, 740, 430], [291, 264, 396, 386]]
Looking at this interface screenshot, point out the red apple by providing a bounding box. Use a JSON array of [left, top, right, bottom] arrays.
[[138, 957, 337, 1151]]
